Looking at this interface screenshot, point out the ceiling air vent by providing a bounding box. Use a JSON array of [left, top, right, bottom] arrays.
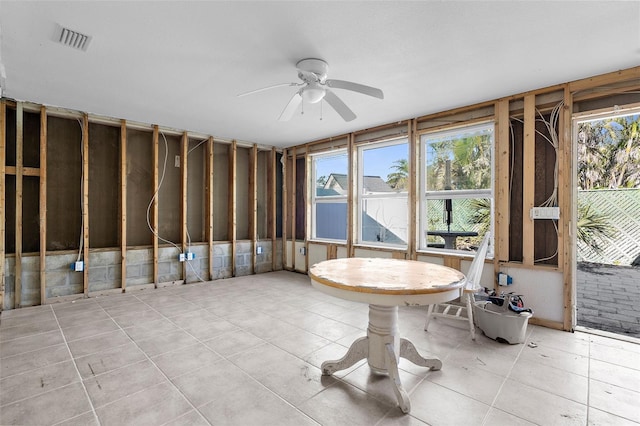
[[54, 25, 92, 51]]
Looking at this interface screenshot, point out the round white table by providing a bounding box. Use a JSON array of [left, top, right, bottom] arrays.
[[309, 257, 465, 414]]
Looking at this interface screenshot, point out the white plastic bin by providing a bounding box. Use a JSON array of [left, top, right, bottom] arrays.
[[472, 300, 533, 344]]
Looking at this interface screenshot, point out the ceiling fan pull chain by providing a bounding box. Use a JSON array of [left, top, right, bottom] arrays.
[[320, 100, 323, 121]]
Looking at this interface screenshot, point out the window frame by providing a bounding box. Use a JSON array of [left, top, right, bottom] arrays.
[[357, 137, 409, 248], [310, 149, 349, 243], [418, 122, 495, 255]]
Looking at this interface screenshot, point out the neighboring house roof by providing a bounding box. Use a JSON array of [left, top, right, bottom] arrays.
[[316, 188, 341, 197], [325, 174, 348, 192], [577, 188, 640, 266], [322, 173, 395, 193]]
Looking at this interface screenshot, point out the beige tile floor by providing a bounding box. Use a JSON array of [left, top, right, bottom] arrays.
[[1, 271, 639, 426]]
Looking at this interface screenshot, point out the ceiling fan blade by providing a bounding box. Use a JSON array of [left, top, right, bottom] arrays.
[[326, 79, 384, 99], [238, 82, 300, 97], [324, 90, 356, 122], [278, 92, 302, 121]]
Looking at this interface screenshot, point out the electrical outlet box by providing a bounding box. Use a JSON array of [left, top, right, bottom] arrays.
[[186, 252, 195, 261], [179, 253, 186, 262], [256, 246, 263, 255], [530, 207, 560, 220], [175, 155, 180, 168], [497, 272, 513, 286], [71, 261, 84, 272]]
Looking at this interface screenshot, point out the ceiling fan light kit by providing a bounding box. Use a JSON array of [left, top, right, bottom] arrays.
[[239, 58, 384, 122]]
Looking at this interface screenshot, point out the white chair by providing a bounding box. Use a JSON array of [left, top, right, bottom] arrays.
[[424, 233, 490, 340]]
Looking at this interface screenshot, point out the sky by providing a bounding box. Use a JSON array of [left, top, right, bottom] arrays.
[[315, 142, 408, 182]]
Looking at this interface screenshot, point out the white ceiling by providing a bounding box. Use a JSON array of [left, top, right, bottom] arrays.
[[1, 1, 639, 148]]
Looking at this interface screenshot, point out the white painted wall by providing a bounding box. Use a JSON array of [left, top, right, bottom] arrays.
[[354, 248, 393, 258], [295, 241, 306, 272], [285, 241, 293, 269], [308, 243, 328, 269], [416, 254, 445, 265], [498, 266, 564, 323]]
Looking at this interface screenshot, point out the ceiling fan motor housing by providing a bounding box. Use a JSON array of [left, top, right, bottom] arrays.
[[296, 58, 329, 81]]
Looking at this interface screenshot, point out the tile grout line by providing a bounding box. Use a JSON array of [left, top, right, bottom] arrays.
[[49, 304, 102, 426], [374, 329, 469, 425], [479, 327, 531, 426], [94, 296, 213, 426], [127, 292, 322, 426]]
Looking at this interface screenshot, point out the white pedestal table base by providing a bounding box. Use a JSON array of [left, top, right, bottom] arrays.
[[320, 304, 441, 414]]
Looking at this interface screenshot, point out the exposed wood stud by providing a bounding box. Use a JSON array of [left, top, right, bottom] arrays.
[[269, 147, 276, 271], [15, 103, 23, 307], [444, 256, 461, 271], [207, 137, 214, 280], [561, 87, 574, 331], [120, 120, 127, 292], [328, 244, 338, 260], [569, 67, 640, 93], [522, 95, 535, 266], [416, 100, 497, 124], [229, 141, 237, 276], [181, 132, 188, 281], [496, 99, 511, 265], [40, 106, 47, 304], [282, 148, 288, 269], [0, 101, 5, 310], [82, 113, 89, 296], [408, 120, 417, 260], [347, 134, 355, 257], [305, 145, 311, 272], [250, 144, 258, 274], [291, 147, 296, 270], [4, 167, 40, 176], [24, 167, 38, 177], [152, 125, 159, 287]]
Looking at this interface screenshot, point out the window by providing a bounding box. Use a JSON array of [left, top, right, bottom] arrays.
[[311, 150, 348, 241], [420, 123, 493, 253], [358, 139, 409, 247]]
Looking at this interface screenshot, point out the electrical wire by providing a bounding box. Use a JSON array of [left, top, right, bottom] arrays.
[[185, 139, 207, 283], [509, 100, 563, 209], [76, 118, 84, 264], [145, 132, 182, 252], [509, 101, 564, 264], [534, 220, 559, 263], [144, 133, 207, 283], [187, 137, 208, 155]]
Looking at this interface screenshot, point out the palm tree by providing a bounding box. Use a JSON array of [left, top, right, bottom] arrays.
[[578, 115, 640, 189], [576, 202, 617, 254], [386, 159, 409, 190]]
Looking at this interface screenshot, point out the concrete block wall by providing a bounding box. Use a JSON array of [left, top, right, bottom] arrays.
[[2, 239, 286, 310], [19, 256, 41, 307], [254, 241, 273, 274], [212, 243, 232, 279], [88, 250, 121, 292], [45, 253, 84, 300], [274, 239, 283, 271], [185, 244, 209, 283], [126, 248, 153, 288], [235, 241, 253, 277], [158, 246, 182, 283], [3, 258, 16, 310]]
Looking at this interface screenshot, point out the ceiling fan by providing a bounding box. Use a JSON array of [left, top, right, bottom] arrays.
[[238, 58, 384, 122]]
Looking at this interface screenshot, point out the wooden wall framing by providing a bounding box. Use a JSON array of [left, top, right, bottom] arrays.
[[0, 101, 5, 310], [0, 102, 283, 309], [2, 65, 639, 326], [281, 65, 640, 331]]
